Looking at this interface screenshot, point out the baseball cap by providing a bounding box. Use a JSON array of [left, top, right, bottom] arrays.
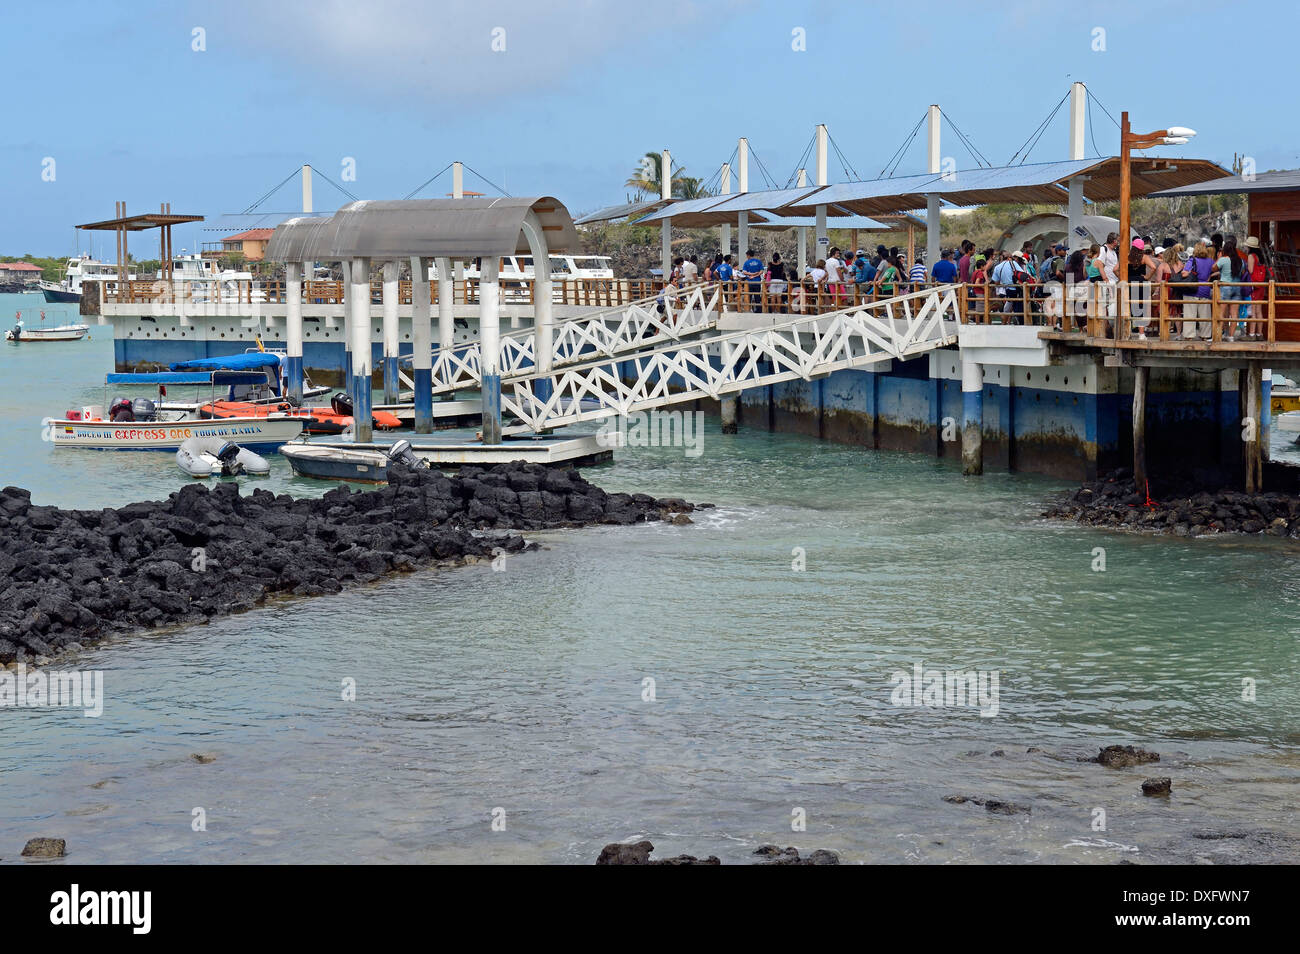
[[1132, 238, 1145, 250]]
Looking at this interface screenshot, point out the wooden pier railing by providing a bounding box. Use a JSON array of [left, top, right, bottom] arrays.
[[95, 275, 1300, 351]]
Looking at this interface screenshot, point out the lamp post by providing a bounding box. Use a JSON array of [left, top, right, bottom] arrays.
[[1117, 111, 1195, 299], [1119, 112, 1194, 497]]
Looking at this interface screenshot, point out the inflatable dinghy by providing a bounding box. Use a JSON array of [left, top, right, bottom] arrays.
[[176, 436, 271, 478]]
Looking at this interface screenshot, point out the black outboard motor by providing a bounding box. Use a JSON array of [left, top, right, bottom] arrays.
[[330, 391, 354, 417], [130, 397, 157, 422], [386, 438, 428, 469], [215, 441, 244, 476], [109, 396, 134, 422]]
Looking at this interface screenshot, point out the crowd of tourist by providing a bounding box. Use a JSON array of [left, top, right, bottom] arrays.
[[659, 231, 1274, 341]]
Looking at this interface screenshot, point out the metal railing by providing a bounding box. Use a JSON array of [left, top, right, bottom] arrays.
[[501, 284, 962, 434]]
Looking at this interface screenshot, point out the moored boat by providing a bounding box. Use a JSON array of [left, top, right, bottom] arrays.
[[176, 437, 271, 477], [281, 439, 427, 482], [6, 317, 89, 342], [199, 392, 402, 434]]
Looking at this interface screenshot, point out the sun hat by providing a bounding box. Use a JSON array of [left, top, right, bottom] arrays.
[[1245, 235, 1261, 249]]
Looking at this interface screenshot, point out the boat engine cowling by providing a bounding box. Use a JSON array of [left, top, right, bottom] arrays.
[[215, 441, 244, 476], [330, 392, 354, 417], [109, 396, 134, 421], [130, 397, 158, 422], [386, 438, 427, 469]]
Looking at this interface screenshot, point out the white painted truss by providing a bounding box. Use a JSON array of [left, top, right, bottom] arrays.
[[500, 285, 962, 433]]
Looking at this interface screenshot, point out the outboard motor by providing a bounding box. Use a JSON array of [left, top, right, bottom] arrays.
[[215, 441, 244, 476], [109, 396, 134, 422], [131, 397, 158, 422], [386, 438, 427, 469], [330, 391, 354, 417]]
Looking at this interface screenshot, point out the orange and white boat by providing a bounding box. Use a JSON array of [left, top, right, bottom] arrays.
[[198, 392, 402, 435]]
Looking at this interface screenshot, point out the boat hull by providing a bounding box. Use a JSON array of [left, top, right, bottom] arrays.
[[7, 324, 89, 341], [43, 415, 304, 452], [41, 289, 81, 304], [281, 444, 391, 482]]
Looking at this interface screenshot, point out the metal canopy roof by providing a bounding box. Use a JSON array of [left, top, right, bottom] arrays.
[[1148, 168, 1300, 197], [77, 212, 204, 231], [747, 209, 895, 231], [632, 194, 738, 226], [262, 216, 338, 262], [263, 197, 579, 262], [703, 186, 827, 216], [778, 157, 1230, 216], [574, 198, 674, 225]]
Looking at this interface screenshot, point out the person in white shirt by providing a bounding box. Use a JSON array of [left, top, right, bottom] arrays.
[[824, 248, 843, 303], [1097, 233, 1120, 318], [681, 255, 698, 284]]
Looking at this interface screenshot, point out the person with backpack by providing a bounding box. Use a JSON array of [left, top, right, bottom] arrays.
[[1179, 241, 1216, 340], [1244, 235, 1269, 340]]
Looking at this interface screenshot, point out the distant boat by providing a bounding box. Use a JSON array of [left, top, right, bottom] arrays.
[[40, 256, 136, 304], [6, 317, 89, 342]]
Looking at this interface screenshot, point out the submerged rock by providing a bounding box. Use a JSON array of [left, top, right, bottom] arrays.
[[0, 464, 698, 663], [1093, 745, 1161, 768], [594, 840, 719, 865], [1141, 777, 1172, 796], [20, 837, 66, 858], [943, 795, 1031, 815]]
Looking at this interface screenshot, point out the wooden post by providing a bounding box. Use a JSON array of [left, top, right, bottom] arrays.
[[1133, 364, 1149, 495], [1245, 362, 1263, 493]]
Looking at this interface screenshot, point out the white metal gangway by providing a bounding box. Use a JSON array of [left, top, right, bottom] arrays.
[[499, 285, 962, 434], [398, 282, 723, 396]]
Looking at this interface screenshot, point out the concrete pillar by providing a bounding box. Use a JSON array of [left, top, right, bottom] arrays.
[[480, 257, 502, 444], [381, 261, 400, 404], [961, 358, 983, 475], [452, 163, 465, 285], [721, 395, 738, 434], [737, 138, 749, 265], [1245, 362, 1263, 492], [411, 255, 433, 433], [285, 262, 303, 402], [301, 164, 313, 214], [815, 125, 828, 257], [340, 259, 353, 400], [660, 149, 672, 280], [435, 256, 455, 353], [350, 257, 372, 442], [925, 105, 941, 274], [534, 260, 554, 404], [1262, 367, 1272, 461], [1066, 82, 1086, 248], [719, 163, 732, 258], [796, 168, 808, 278], [1133, 364, 1149, 493]]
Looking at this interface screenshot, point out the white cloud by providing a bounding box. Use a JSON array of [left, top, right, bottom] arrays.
[[215, 0, 708, 101]]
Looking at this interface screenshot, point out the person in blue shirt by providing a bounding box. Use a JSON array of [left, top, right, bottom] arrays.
[[931, 248, 959, 284], [714, 255, 734, 283], [741, 248, 764, 310], [853, 250, 875, 284]]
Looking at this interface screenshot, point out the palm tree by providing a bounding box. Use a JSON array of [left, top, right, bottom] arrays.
[[625, 152, 711, 200]]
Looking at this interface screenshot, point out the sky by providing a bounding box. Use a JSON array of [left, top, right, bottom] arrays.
[[4, 0, 1299, 257]]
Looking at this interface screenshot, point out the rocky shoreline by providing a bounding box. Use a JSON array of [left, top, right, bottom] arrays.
[[0, 461, 700, 665], [1043, 469, 1300, 539]]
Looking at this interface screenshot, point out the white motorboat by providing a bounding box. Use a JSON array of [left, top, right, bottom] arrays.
[[176, 436, 271, 477], [6, 318, 89, 342]]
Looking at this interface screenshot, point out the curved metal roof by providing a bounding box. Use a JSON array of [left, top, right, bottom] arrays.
[[263, 215, 336, 262], [264, 197, 579, 261]]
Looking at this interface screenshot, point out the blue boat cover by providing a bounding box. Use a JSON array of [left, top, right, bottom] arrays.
[[169, 353, 281, 372], [106, 370, 271, 385]]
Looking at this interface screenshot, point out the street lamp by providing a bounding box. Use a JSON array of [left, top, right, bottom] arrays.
[[1117, 111, 1196, 295]]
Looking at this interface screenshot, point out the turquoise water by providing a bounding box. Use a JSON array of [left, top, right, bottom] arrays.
[[1, 292, 1298, 864]]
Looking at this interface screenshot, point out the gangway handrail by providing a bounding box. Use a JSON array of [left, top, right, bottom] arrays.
[[499, 284, 962, 434]]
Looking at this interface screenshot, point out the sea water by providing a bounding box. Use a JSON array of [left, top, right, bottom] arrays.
[[1, 293, 1297, 864]]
